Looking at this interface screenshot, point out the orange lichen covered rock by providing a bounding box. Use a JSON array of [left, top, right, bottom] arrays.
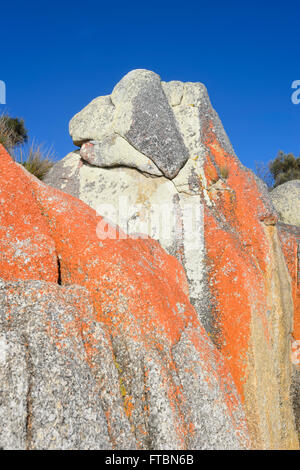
[[0, 279, 130, 450], [0, 145, 249, 449], [43, 70, 299, 449], [0, 150, 57, 281], [202, 122, 298, 449]]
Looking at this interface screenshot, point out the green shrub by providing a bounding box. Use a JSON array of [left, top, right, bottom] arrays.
[[269, 151, 300, 187], [255, 151, 300, 188]]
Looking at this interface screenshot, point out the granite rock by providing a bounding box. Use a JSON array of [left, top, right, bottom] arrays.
[[270, 180, 300, 227], [45, 70, 300, 449]]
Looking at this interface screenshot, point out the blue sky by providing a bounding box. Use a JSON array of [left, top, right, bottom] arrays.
[[0, 1, 299, 170]]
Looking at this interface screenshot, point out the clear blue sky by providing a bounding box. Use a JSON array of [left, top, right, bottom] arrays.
[[0, 1, 299, 170]]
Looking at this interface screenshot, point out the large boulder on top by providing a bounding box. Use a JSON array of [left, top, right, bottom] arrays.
[[69, 70, 189, 179], [0, 145, 250, 450], [45, 69, 299, 449], [270, 180, 300, 227]]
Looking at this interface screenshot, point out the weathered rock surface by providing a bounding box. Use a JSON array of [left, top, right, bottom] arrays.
[[80, 137, 163, 176], [278, 223, 300, 346], [0, 157, 58, 282], [0, 145, 249, 450], [69, 95, 115, 146], [45, 69, 299, 449], [270, 180, 300, 227], [69, 70, 189, 178], [277, 222, 300, 440], [0, 280, 113, 450]]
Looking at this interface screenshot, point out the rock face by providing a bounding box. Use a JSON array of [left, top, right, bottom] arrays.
[[0, 145, 250, 450], [270, 180, 300, 227], [69, 70, 189, 178], [45, 69, 299, 449], [0, 280, 112, 450], [277, 223, 300, 439]]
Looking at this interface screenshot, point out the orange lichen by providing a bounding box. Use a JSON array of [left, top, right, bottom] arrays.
[[203, 154, 219, 186], [0, 145, 249, 447], [0, 146, 58, 282], [203, 123, 278, 399]]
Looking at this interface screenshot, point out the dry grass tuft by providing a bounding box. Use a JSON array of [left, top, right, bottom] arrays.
[[0, 113, 54, 180], [220, 165, 229, 179], [16, 141, 54, 180]]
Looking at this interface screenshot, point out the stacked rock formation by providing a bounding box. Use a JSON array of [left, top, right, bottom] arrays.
[[44, 70, 299, 449], [1, 69, 299, 449]]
